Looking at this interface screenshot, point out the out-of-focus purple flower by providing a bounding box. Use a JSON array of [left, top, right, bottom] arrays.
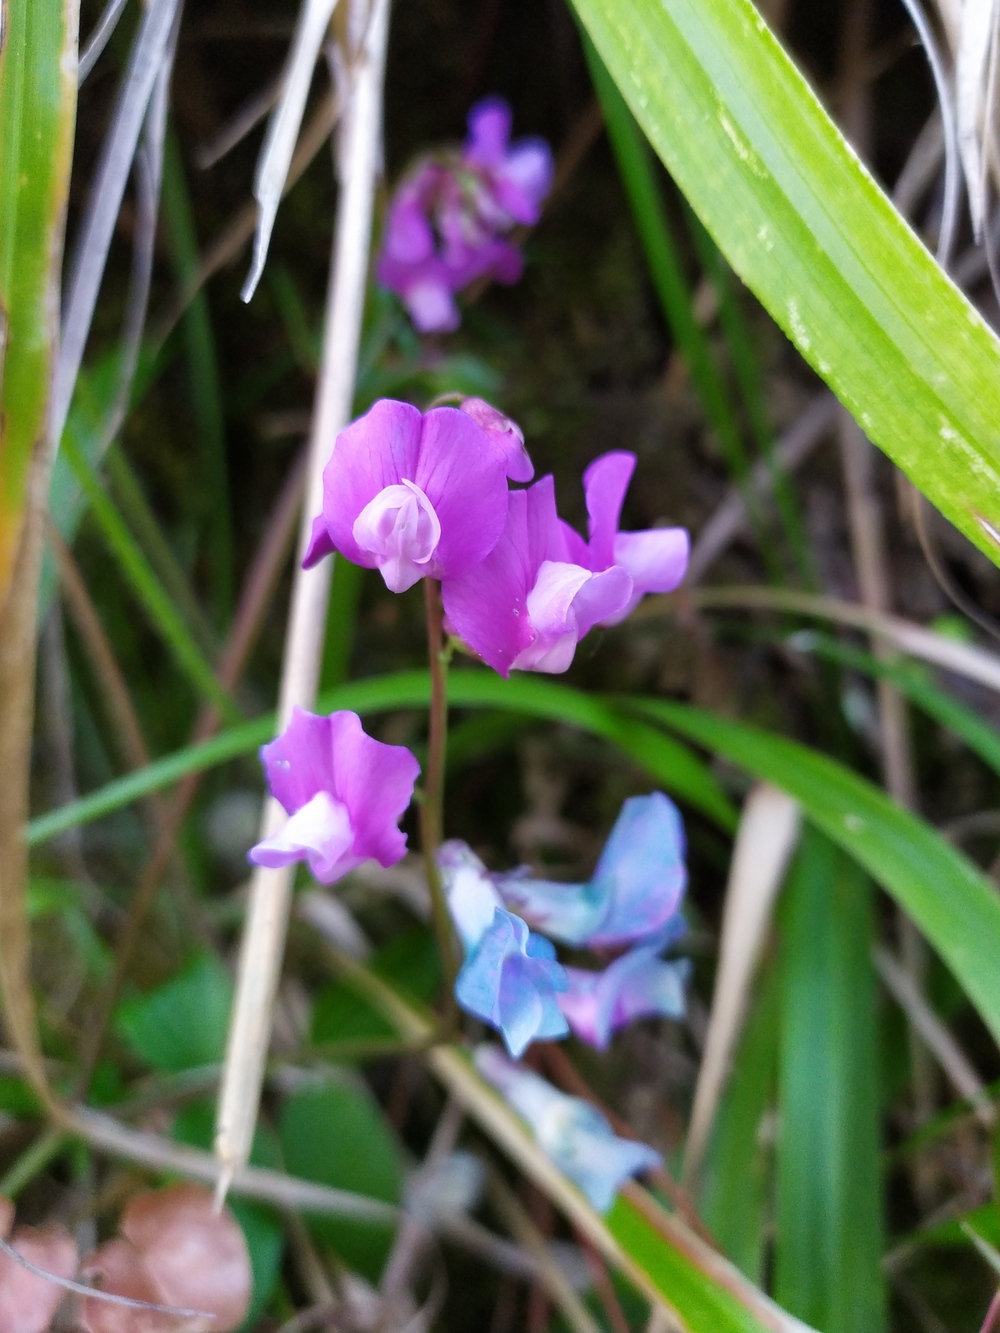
[[303, 399, 514, 593], [459, 397, 533, 483], [464, 97, 553, 227], [376, 97, 553, 333], [497, 792, 687, 948], [560, 452, 689, 623], [250, 708, 420, 885], [440, 841, 568, 1057], [559, 947, 691, 1051], [475, 1046, 661, 1212], [441, 475, 633, 676]]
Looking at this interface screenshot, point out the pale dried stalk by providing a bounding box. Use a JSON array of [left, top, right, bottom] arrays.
[[873, 947, 996, 1126], [683, 785, 801, 1187], [71, 1106, 399, 1221], [214, 0, 390, 1192]]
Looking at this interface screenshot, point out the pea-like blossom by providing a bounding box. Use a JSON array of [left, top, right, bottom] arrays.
[[441, 474, 633, 676], [376, 97, 553, 333], [303, 399, 519, 593], [559, 451, 689, 624], [496, 792, 687, 948], [459, 396, 533, 483], [558, 947, 691, 1051], [250, 708, 420, 885], [440, 841, 568, 1057], [475, 1046, 661, 1212]]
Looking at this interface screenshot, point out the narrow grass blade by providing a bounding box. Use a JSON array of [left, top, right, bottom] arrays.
[[775, 830, 886, 1332], [53, 0, 182, 447], [162, 136, 234, 624], [698, 961, 780, 1284], [684, 783, 800, 1186], [60, 431, 238, 723], [793, 631, 1000, 779], [0, 0, 81, 1114], [633, 697, 1000, 1047], [569, 0, 1000, 569], [26, 669, 735, 847]]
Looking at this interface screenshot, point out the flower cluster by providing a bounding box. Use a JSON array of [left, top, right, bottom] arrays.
[[441, 792, 690, 1056], [304, 397, 688, 676], [376, 97, 553, 332], [250, 393, 691, 1215]]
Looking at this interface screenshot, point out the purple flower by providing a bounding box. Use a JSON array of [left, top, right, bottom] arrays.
[[475, 1046, 661, 1212], [459, 397, 533, 483], [497, 792, 687, 948], [559, 947, 691, 1051], [439, 841, 568, 1057], [250, 708, 420, 884], [441, 475, 633, 676], [463, 97, 553, 228], [560, 452, 689, 623], [303, 399, 516, 592], [375, 97, 552, 333]]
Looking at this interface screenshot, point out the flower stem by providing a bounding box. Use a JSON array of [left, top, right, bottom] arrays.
[[421, 577, 459, 1005]]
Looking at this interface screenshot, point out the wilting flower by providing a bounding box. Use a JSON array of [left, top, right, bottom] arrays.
[[376, 96, 553, 332], [559, 947, 691, 1051], [303, 399, 518, 594], [441, 474, 633, 676], [497, 792, 687, 948], [559, 451, 689, 624], [440, 841, 569, 1057], [250, 708, 420, 885], [475, 1046, 661, 1212], [0, 1203, 78, 1333]]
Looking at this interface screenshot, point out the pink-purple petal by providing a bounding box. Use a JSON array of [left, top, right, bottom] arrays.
[[459, 397, 534, 482], [250, 791, 358, 883], [465, 96, 512, 166], [412, 407, 510, 577], [582, 451, 636, 569], [325, 711, 421, 866], [559, 947, 690, 1051]]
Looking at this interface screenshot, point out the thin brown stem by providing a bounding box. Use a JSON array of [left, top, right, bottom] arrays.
[[420, 577, 459, 1000]]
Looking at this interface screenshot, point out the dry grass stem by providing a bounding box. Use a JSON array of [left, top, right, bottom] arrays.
[[215, 0, 391, 1192], [683, 784, 801, 1187]]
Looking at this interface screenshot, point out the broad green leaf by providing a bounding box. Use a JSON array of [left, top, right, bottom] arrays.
[[570, 0, 1000, 568], [279, 1076, 402, 1280], [775, 831, 886, 1332], [27, 669, 736, 846], [634, 699, 1000, 1045], [312, 925, 441, 1051], [699, 959, 779, 1284], [116, 952, 232, 1072]]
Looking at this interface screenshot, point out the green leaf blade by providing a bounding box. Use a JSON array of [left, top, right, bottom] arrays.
[[571, 0, 1000, 566]]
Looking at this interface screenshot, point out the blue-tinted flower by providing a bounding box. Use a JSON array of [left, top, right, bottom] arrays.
[[496, 792, 687, 948], [475, 1045, 661, 1212], [559, 947, 691, 1051], [439, 841, 568, 1057]]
